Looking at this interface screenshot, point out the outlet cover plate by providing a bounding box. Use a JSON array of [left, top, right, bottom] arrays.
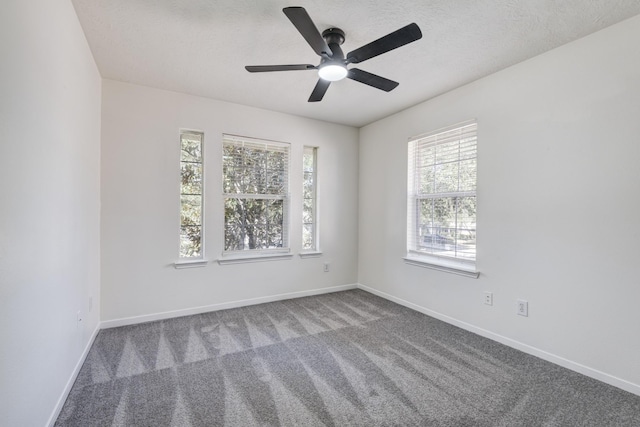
[[484, 291, 493, 306], [517, 300, 529, 317]]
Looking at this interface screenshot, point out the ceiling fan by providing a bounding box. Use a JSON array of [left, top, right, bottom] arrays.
[[245, 7, 422, 102]]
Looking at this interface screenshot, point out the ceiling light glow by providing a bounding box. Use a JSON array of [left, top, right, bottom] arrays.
[[318, 64, 348, 81]]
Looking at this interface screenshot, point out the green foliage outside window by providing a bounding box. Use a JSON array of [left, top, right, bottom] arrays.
[[179, 132, 203, 258]]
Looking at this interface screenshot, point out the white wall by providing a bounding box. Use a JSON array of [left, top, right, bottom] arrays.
[[358, 15, 640, 392], [0, 0, 102, 425], [101, 80, 359, 322]]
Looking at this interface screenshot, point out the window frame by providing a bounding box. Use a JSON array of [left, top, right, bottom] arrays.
[[301, 146, 319, 254], [405, 120, 479, 278], [220, 134, 292, 262], [177, 130, 205, 265]]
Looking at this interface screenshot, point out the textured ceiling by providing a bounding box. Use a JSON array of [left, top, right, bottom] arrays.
[[71, 0, 640, 127]]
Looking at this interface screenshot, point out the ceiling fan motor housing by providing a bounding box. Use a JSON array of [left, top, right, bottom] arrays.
[[322, 28, 345, 46], [323, 28, 345, 57]]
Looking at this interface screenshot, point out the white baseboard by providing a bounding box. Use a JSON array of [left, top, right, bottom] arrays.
[[47, 323, 101, 427], [356, 283, 640, 397], [101, 283, 358, 329]]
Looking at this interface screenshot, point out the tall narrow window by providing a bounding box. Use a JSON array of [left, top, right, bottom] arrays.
[[302, 146, 318, 251], [407, 121, 477, 270], [223, 135, 290, 253], [179, 131, 204, 258]]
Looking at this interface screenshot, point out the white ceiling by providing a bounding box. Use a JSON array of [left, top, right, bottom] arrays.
[[71, 0, 640, 127]]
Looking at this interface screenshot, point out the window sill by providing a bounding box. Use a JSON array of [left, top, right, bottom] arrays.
[[403, 256, 479, 278], [217, 252, 293, 265], [174, 259, 209, 269], [299, 251, 323, 259]]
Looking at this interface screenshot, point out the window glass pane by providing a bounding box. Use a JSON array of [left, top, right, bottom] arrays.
[[434, 162, 459, 193], [181, 134, 202, 162], [223, 198, 285, 250], [302, 224, 314, 250], [303, 152, 314, 172], [418, 166, 434, 194], [224, 198, 247, 250], [456, 196, 476, 259], [223, 167, 239, 194], [303, 202, 314, 224], [266, 169, 285, 194], [459, 158, 477, 191], [180, 226, 201, 257], [303, 173, 314, 199], [418, 197, 455, 256], [181, 163, 202, 195], [223, 144, 241, 167], [244, 224, 266, 250], [181, 195, 202, 226], [268, 149, 286, 170]]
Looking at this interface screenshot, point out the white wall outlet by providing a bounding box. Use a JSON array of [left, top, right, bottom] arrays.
[[517, 300, 529, 317], [323, 263, 330, 272], [484, 291, 493, 306]]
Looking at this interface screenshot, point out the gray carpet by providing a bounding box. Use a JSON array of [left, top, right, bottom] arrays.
[[56, 289, 640, 426]]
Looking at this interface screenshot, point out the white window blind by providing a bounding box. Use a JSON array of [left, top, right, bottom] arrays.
[[179, 131, 204, 258], [222, 134, 290, 253], [407, 121, 477, 266], [302, 146, 318, 251]]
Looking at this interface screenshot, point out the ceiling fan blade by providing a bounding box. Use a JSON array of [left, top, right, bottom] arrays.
[[283, 7, 333, 57], [245, 64, 316, 72], [347, 68, 399, 92], [346, 23, 422, 64], [308, 79, 331, 102]]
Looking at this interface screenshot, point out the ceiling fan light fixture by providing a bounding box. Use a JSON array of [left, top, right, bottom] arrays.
[[318, 63, 348, 81], [245, 7, 422, 101]]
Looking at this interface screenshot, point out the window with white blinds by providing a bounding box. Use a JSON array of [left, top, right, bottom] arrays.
[[222, 134, 290, 253], [407, 121, 477, 267]]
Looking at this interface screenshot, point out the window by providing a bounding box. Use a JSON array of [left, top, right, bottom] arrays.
[[223, 135, 290, 254], [407, 121, 477, 272], [302, 146, 318, 251], [179, 131, 204, 258]]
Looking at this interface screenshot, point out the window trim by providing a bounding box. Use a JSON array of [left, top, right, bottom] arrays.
[[299, 251, 323, 259], [302, 146, 319, 253], [403, 256, 479, 278], [177, 129, 205, 261], [406, 120, 478, 277], [217, 252, 293, 265], [174, 258, 209, 269]]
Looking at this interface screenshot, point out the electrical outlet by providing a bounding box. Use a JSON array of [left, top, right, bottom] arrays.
[[517, 300, 528, 317], [484, 291, 493, 306], [323, 263, 330, 272]]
